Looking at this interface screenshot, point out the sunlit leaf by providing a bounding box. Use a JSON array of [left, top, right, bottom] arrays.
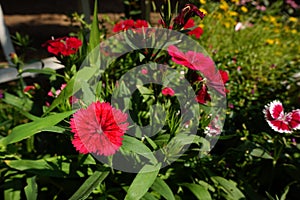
[[24, 176, 38, 200], [69, 170, 110, 200], [125, 164, 161, 200], [0, 111, 73, 146], [151, 177, 175, 200], [181, 183, 212, 200]]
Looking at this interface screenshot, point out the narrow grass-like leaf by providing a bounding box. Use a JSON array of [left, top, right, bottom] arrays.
[[69, 170, 110, 200], [2, 92, 33, 111], [211, 176, 245, 200], [24, 176, 38, 200], [141, 192, 159, 200], [0, 111, 73, 146], [19, 68, 65, 78], [121, 135, 157, 164], [88, 0, 100, 53], [5, 159, 57, 171], [151, 177, 175, 200], [181, 183, 212, 200], [125, 164, 161, 200]]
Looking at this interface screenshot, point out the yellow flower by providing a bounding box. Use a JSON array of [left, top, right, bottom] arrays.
[[266, 39, 280, 45], [199, 24, 204, 29], [220, 0, 229, 11], [291, 29, 297, 34], [200, 8, 208, 15], [274, 29, 280, 33], [289, 17, 298, 23], [265, 39, 275, 45], [200, 0, 206, 4], [223, 22, 231, 28], [269, 16, 277, 24], [228, 11, 238, 16], [262, 16, 269, 21], [241, 6, 248, 13], [231, 0, 239, 3]]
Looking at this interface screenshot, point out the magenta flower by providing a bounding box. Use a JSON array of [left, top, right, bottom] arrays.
[[263, 100, 300, 133], [141, 68, 148, 75], [168, 45, 214, 71], [48, 84, 67, 97], [162, 87, 175, 96], [168, 45, 226, 95], [70, 101, 129, 156]]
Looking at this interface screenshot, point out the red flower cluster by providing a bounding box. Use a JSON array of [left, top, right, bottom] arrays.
[[70, 101, 129, 156], [184, 19, 204, 39], [42, 37, 82, 56], [113, 19, 148, 33]]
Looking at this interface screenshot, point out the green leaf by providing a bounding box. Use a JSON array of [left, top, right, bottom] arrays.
[[211, 176, 245, 200], [280, 181, 296, 200], [88, 0, 100, 53], [250, 148, 273, 159], [81, 81, 96, 105], [4, 179, 21, 200], [121, 135, 157, 164], [125, 164, 161, 200], [69, 170, 110, 200], [141, 192, 159, 200], [18, 68, 65, 78], [2, 92, 33, 112], [41, 126, 66, 134], [0, 111, 73, 146], [24, 176, 38, 200], [5, 159, 57, 171], [181, 183, 212, 200], [4, 190, 21, 200], [280, 186, 289, 200], [4, 158, 67, 177], [151, 177, 175, 200]]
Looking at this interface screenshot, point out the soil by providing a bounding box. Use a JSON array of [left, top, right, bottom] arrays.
[[0, 0, 161, 64]]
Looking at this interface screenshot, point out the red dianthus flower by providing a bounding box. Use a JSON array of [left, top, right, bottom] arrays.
[[113, 19, 148, 32], [168, 45, 226, 95], [42, 37, 82, 56], [184, 19, 204, 39], [70, 101, 129, 156], [162, 87, 175, 96]]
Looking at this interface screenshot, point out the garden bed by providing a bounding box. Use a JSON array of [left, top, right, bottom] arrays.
[[0, 1, 300, 200]]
